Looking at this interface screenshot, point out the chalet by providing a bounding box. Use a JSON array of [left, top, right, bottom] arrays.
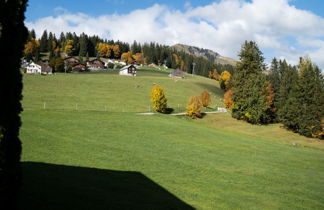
[[72, 64, 87, 71], [26, 61, 41, 74], [169, 69, 184, 78], [64, 57, 80, 66], [119, 64, 137, 76], [87, 59, 105, 70], [26, 61, 52, 74], [39, 62, 53, 74], [148, 63, 157, 67]]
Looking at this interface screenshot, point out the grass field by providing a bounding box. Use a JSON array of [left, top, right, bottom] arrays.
[[19, 69, 324, 209], [22, 68, 224, 113]]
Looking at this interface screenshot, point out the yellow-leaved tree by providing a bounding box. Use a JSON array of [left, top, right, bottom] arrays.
[[220, 70, 232, 90], [186, 95, 202, 119], [150, 85, 168, 113], [200, 90, 211, 107], [64, 40, 74, 56], [121, 51, 134, 64], [24, 38, 39, 56]]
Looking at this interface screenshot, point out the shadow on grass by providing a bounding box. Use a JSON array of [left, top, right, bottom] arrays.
[[18, 161, 194, 210]]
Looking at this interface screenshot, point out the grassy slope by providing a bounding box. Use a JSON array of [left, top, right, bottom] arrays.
[[19, 69, 324, 209], [22, 68, 224, 113]]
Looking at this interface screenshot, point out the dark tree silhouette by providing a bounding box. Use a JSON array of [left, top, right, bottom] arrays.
[[0, 0, 28, 208]]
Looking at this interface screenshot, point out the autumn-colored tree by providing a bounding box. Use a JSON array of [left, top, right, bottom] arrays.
[[121, 51, 134, 64], [112, 45, 120, 58], [64, 40, 74, 56], [265, 81, 276, 120], [24, 38, 39, 55], [200, 90, 211, 107], [133, 53, 144, 64], [150, 85, 168, 113], [97, 43, 111, 57], [208, 70, 220, 80], [49, 57, 64, 72], [186, 95, 203, 119], [220, 70, 232, 90], [224, 89, 234, 109]]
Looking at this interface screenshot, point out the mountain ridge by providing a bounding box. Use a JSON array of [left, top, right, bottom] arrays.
[[171, 43, 237, 66]]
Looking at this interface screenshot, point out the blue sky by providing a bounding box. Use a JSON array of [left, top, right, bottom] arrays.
[[25, 0, 324, 22], [25, 0, 324, 68]]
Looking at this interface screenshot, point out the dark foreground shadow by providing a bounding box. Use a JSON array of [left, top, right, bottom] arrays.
[[18, 162, 194, 210]]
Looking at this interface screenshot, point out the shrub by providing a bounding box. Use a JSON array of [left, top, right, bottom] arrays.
[[150, 85, 168, 113], [201, 90, 211, 107], [224, 89, 234, 109], [220, 70, 232, 90], [107, 62, 114, 69], [186, 96, 202, 119]]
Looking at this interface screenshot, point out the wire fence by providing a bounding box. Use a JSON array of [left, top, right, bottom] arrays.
[[23, 101, 225, 113]]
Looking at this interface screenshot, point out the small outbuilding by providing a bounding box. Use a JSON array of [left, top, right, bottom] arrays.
[[169, 69, 184, 78], [119, 64, 137, 76]]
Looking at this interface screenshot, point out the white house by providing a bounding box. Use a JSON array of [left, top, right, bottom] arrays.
[[26, 61, 53, 74], [119, 64, 137, 76], [26, 62, 41, 74]]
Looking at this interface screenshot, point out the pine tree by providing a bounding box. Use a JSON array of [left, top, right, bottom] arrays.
[[47, 32, 54, 52], [0, 0, 28, 207], [277, 64, 301, 131], [79, 33, 89, 57], [232, 41, 272, 124], [267, 57, 281, 121], [296, 58, 324, 137], [39, 29, 48, 52]]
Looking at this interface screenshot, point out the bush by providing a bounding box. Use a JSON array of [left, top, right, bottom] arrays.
[[150, 85, 168, 113], [107, 62, 114, 69], [224, 89, 234, 109], [186, 95, 202, 119], [200, 90, 211, 107]]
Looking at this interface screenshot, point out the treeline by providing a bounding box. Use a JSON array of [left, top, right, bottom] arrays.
[[225, 41, 324, 139], [24, 29, 235, 77]]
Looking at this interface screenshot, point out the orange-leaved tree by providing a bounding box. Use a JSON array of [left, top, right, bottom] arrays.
[[150, 85, 168, 113], [186, 95, 203, 119], [224, 89, 234, 109], [201, 90, 211, 107]]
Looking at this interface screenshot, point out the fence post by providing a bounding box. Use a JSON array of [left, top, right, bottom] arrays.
[[43, 102, 46, 110]]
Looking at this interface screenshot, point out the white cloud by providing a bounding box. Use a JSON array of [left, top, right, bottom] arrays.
[[26, 0, 324, 69]]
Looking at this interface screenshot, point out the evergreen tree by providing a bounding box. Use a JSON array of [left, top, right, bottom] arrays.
[[232, 41, 272, 124], [28, 29, 36, 40], [267, 57, 281, 121], [0, 0, 28, 207], [296, 58, 324, 137], [79, 33, 88, 57], [277, 64, 301, 131], [39, 29, 48, 52], [47, 32, 54, 52]]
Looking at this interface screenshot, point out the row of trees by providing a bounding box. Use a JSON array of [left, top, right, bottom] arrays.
[[226, 41, 323, 139], [25, 29, 235, 77], [150, 85, 211, 119]]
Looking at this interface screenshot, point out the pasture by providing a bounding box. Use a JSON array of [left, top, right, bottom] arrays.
[[19, 68, 324, 209]]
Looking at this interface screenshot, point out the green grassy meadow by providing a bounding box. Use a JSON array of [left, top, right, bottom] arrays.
[[22, 68, 224, 113], [19, 69, 324, 209]]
